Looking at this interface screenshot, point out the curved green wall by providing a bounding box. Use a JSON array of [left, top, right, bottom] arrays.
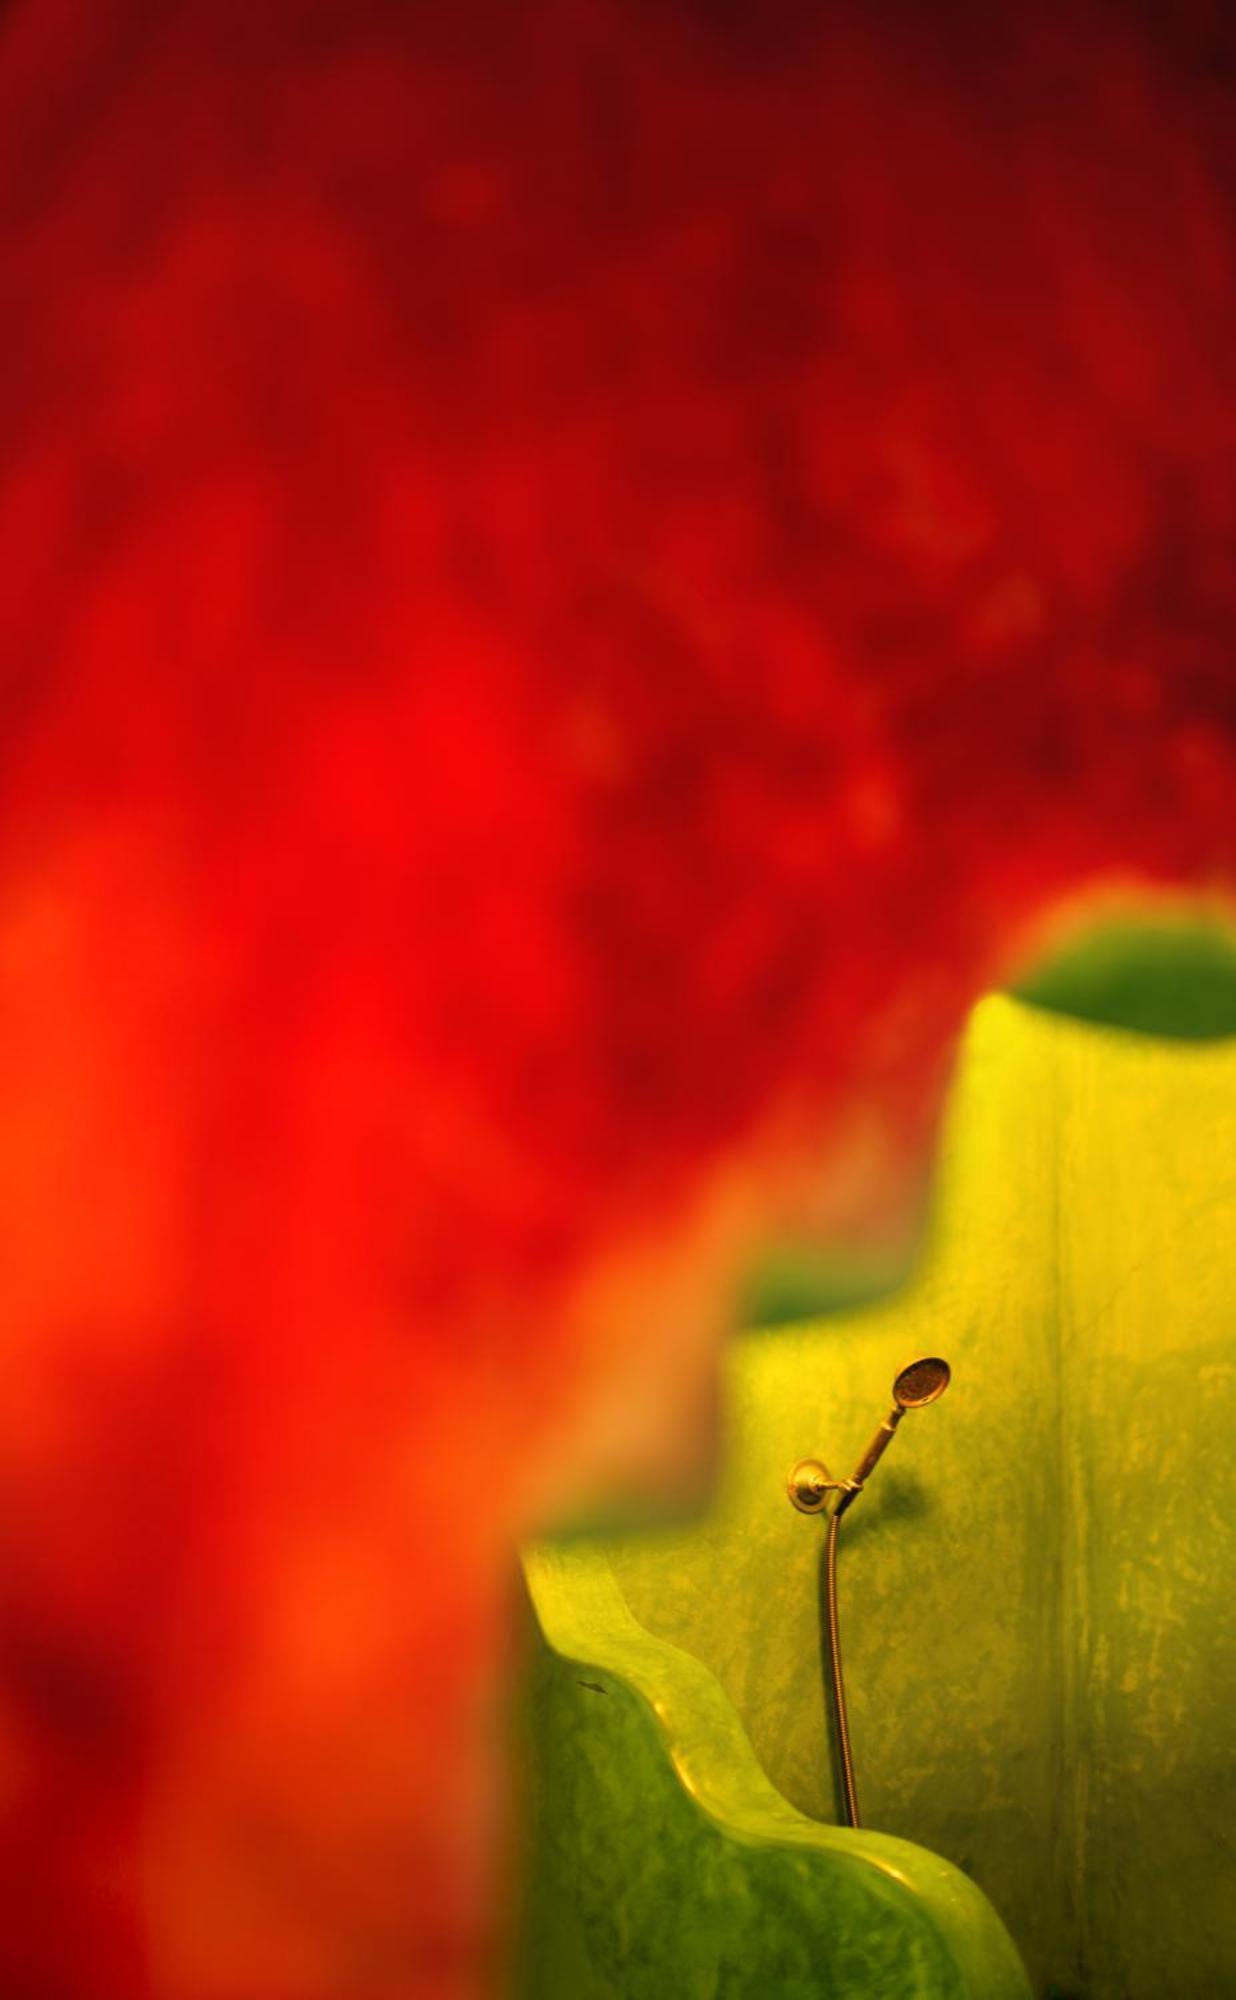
[[550, 998, 1236, 1998], [517, 1544, 1030, 1999]]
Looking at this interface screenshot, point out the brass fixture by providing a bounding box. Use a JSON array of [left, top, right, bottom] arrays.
[[833, 1354, 951, 1518], [787, 1458, 842, 1514], [787, 1356, 952, 1829]]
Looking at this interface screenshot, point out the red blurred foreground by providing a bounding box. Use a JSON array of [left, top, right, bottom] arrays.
[[1, 2, 1235, 1993]]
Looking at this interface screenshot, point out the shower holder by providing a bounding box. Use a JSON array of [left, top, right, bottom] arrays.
[[786, 1459, 845, 1513]]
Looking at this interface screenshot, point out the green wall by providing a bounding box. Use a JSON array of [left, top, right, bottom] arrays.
[[516, 1543, 1031, 2000], [599, 998, 1236, 1998]]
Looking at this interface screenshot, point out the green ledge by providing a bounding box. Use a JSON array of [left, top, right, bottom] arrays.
[[515, 1542, 1032, 2000]]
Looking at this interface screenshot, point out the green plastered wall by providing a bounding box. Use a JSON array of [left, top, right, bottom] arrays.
[[515, 1543, 1031, 2000], [569, 997, 1236, 1999]]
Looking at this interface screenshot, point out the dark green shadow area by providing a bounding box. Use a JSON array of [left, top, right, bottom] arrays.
[[538, 1489, 716, 1547], [1009, 915, 1236, 1041], [739, 1242, 910, 1332]]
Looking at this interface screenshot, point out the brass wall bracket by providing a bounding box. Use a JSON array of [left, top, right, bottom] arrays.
[[787, 1458, 845, 1514]]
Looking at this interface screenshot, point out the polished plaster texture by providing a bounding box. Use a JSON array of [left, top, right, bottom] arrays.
[[519, 998, 1236, 1999], [517, 1544, 1031, 2000]]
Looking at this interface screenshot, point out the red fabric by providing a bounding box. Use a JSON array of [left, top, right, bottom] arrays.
[[0, 2, 1234, 1992]]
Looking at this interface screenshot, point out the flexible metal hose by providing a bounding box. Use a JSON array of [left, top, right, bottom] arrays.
[[825, 1507, 861, 1828]]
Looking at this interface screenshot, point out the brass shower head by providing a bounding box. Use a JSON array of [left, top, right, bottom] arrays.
[[833, 1354, 952, 1514], [786, 1355, 952, 1516], [892, 1355, 951, 1410]]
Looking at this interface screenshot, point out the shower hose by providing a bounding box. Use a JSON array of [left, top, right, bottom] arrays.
[[825, 1507, 861, 1828]]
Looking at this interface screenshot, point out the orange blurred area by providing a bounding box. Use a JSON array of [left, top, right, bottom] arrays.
[[0, 2, 1235, 1993]]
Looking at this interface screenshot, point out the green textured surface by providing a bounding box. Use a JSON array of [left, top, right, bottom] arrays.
[[519, 998, 1236, 1999], [516, 1547, 1032, 2000]]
